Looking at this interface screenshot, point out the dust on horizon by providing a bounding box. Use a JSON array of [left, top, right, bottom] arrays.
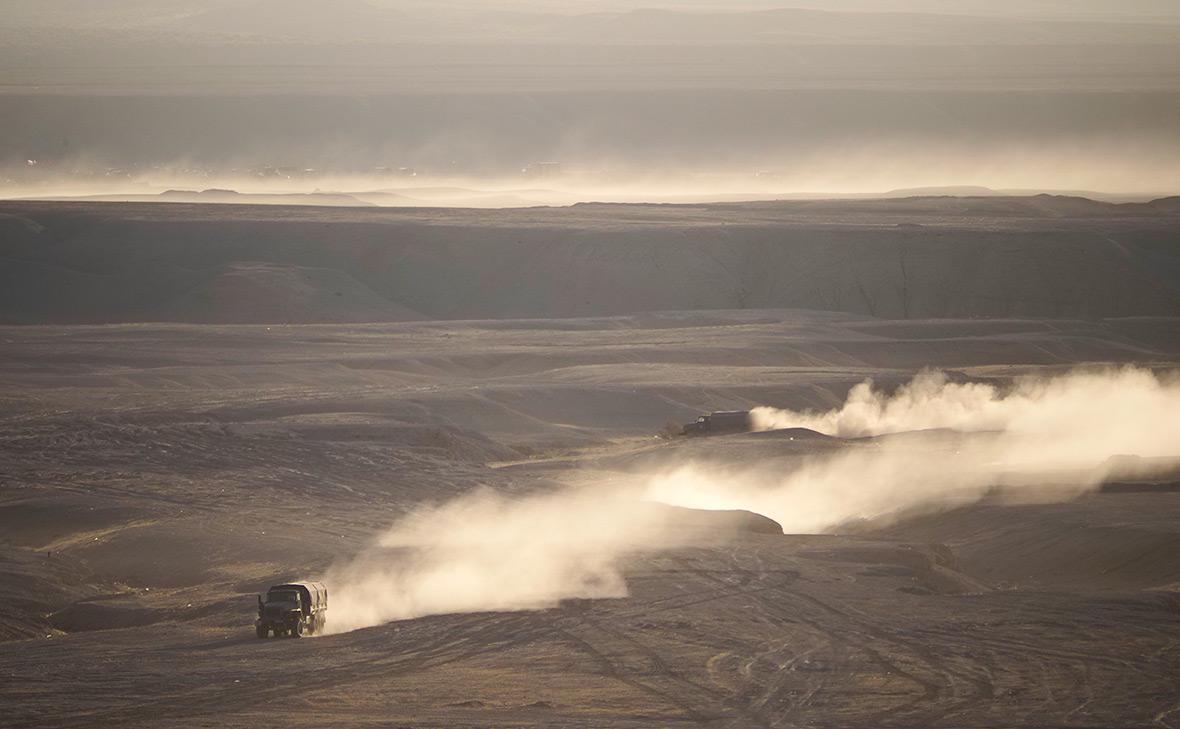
[[6, 131, 1180, 206]]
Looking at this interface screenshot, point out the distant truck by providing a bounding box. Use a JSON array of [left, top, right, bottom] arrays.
[[681, 410, 752, 437], [255, 582, 327, 638]]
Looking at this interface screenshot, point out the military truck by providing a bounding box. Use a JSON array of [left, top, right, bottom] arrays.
[[681, 410, 752, 437], [255, 582, 327, 638]]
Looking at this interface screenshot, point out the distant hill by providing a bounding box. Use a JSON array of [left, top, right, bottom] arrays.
[[0, 196, 1177, 324]]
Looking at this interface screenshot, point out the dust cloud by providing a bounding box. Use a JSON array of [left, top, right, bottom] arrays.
[[654, 367, 1180, 532], [326, 367, 1180, 633], [749, 368, 1176, 440], [323, 486, 691, 634]]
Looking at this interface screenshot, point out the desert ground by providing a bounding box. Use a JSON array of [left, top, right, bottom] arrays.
[[1, 199, 1179, 728]]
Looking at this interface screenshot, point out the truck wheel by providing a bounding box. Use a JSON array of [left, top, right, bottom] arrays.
[[292, 622, 303, 638], [256, 625, 268, 639]]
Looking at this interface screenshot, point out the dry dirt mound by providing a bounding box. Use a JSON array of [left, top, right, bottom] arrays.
[[47, 593, 232, 634], [0, 550, 107, 640], [871, 492, 1180, 591], [650, 504, 785, 535], [750, 427, 835, 441], [0, 497, 148, 551]]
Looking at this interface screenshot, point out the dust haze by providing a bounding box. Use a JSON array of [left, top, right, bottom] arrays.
[[326, 367, 1180, 633], [324, 486, 674, 634], [7, 135, 1180, 205]]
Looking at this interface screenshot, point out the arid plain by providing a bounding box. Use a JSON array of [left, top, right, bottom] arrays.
[[1, 198, 1179, 728]]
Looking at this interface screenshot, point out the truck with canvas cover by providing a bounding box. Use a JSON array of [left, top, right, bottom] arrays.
[[255, 582, 327, 638], [681, 410, 752, 437]]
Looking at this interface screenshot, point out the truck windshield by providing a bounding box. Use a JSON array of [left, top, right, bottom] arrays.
[[267, 592, 300, 604]]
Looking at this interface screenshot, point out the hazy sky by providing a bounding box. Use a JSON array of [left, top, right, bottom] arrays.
[[7, 1, 1180, 22], [2, 0, 1178, 195], [5, 0, 1176, 94]]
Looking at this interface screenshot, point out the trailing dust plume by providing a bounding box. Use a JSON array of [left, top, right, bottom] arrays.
[[323, 487, 700, 634], [651, 368, 1180, 532], [326, 367, 1180, 633]]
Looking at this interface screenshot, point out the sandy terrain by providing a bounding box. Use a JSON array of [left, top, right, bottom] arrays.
[[1, 306, 1179, 727]]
